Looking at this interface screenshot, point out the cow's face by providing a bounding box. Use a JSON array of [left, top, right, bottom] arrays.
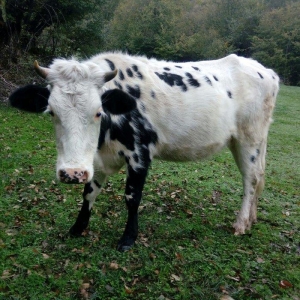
[[9, 59, 137, 184]]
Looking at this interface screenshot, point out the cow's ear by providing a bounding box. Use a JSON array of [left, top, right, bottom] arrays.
[[101, 89, 137, 115], [9, 85, 50, 113]]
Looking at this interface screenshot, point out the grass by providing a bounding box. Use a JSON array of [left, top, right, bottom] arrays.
[[0, 85, 299, 300]]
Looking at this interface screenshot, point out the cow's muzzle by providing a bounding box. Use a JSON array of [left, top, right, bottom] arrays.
[[59, 169, 88, 184]]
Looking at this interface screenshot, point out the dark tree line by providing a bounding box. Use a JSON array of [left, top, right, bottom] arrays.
[[1, 0, 300, 86]]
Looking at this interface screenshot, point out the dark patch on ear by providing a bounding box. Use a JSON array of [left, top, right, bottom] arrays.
[[186, 72, 200, 87], [213, 75, 219, 81], [204, 76, 212, 86], [257, 72, 264, 79], [105, 59, 115, 71], [119, 70, 125, 80], [9, 85, 50, 113], [192, 66, 200, 71], [227, 91, 232, 98], [126, 68, 133, 77], [126, 85, 141, 99], [101, 89, 137, 115], [155, 72, 187, 92]]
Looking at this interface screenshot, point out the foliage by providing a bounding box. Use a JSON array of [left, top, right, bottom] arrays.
[[252, 2, 300, 85], [0, 85, 299, 299], [1, 0, 300, 91]]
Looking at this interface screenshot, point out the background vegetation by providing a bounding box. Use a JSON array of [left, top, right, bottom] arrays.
[[1, 0, 300, 98]]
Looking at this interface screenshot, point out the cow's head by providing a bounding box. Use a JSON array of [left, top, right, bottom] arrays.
[[9, 59, 136, 184]]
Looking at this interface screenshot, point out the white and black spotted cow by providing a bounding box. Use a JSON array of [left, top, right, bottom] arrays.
[[9, 52, 279, 251]]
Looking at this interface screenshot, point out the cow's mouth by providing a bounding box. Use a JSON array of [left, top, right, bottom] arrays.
[[59, 169, 88, 184]]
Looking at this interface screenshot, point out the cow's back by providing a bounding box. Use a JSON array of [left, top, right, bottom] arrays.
[[93, 53, 279, 161]]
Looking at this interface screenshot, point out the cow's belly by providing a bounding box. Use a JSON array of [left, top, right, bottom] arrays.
[[155, 139, 228, 162], [153, 116, 236, 162]]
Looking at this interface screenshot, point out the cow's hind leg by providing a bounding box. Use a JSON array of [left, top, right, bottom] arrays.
[[69, 172, 107, 236], [229, 139, 267, 235], [117, 165, 148, 252]]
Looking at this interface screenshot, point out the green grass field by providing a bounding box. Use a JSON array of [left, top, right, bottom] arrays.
[[0, 85, 299, 300]]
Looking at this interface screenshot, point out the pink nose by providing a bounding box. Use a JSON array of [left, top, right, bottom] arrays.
[[59, 169, 88, 184]]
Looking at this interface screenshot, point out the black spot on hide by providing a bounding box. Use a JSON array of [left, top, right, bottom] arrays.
[[131, 65, 143, 79], [114, 81, 123, 90], [98, 109, 158, 164], [126, 85, 141, 99], [94, 180, 101, 188], [119, 70, 125, 80], [151, 91, 156, 99], [213, 75, 219, 81], [251, 155, 256, 163], [192, 66, 200, 71], [175, 66, 182, 69], [83, 182, 93, 197], [105, 59, 115, 71], [204, 76, 212, 86], [126, 68, 134, 77], [257, 72, 264, 79], [227, 91, 232, 98], [186, 72, 200, 87], [164, 67, 170, 71], [155, 72, 187, 92]]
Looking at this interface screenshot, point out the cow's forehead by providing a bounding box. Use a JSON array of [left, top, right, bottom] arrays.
[[48, 83, 101, 114]]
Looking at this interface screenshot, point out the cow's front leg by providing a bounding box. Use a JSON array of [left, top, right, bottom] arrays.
[[69, 173, 107, 236], [117, 165, 148, 252]]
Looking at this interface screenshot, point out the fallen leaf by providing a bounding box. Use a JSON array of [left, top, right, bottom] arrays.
[[175, 252, 183, 260], [124, 285, 133, 294], [42, 253, 50, 259], [170, 274, 181, 282], [105, 285, 114, 293], [279, 280, 293, 288], [109, 262, 119, 270], [220, 296, 235, 300], [256, 257, 264, 263]]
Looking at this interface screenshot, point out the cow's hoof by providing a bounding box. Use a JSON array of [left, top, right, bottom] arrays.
[[69, 225, 84, 237], [233, 220, 248, 235], [117, 236, 136, 252], [117, 244, 132, 252]]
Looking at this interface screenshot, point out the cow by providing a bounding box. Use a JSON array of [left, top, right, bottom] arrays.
[[9, 52, 279, 251]]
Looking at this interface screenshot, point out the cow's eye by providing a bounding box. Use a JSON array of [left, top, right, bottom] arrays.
[[95, 112, 101, 118]]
